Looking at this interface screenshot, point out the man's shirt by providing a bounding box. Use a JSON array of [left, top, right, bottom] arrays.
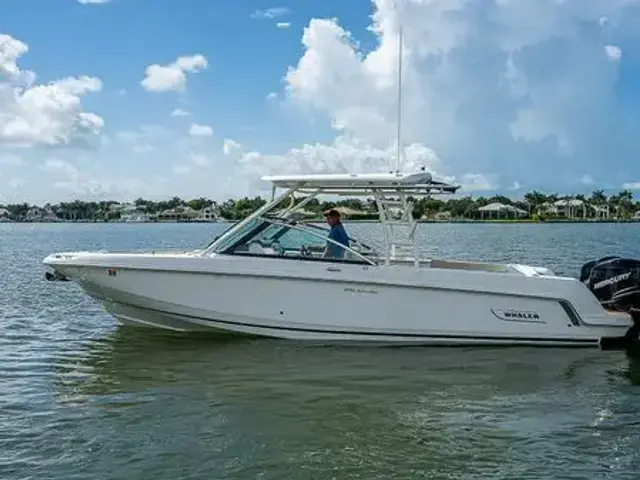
[[327, 222, 350, 258]]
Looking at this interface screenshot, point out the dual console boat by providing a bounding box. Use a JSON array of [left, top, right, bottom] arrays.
[[43, 169, 640, 351]]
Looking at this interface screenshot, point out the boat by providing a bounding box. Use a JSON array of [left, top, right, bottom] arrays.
[[40, 14, 640, 352], [42, 168, 640, 350]]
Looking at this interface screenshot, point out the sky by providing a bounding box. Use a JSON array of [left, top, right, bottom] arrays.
[[1, 0, 640, 205]]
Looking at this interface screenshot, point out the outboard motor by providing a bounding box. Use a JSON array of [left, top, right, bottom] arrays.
[[579, 255, 621, 284], [580, 256, 640, 353], [583, 257, 640, 310]]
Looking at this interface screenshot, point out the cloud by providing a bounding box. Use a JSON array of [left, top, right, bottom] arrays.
[[604, 44, 623, 61], [0, 34, 28, 79], [53, 174, 168, 201], [141, 54, 208, 93], [112, 125, 171, 155], [173, 165, 191, 175], [40, 158, 80, 177], [580, 174, 595, 185], [172, 151, 212, 175], [222, 138, 241, 156], [0, 33, 104, 148], [273, 0, 640, 192], [189, 123, 213, 137], [171, 108, 190, 117], [37, 152, 170, 201], [460, 173, 498, 192], [622, 182, 640, 190], [277, 22, 291, 29], [251, 7, 290, 19], [190, 152, 211, 166], [231, 136, 442, 185], [7, 177, 26, 189], [77, 0, 110, 4], [8, 0, 640, 204], [0, 153, 22, 165]]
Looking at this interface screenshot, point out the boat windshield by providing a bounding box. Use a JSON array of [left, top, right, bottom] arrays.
[[210, 216, 377, 265]]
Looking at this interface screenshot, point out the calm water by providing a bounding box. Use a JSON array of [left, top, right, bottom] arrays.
[[2, 222, 640, 479]]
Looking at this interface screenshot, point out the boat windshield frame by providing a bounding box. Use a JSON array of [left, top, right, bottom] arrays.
[[201, 170, 460, 266], [210, 214, 378, 266]]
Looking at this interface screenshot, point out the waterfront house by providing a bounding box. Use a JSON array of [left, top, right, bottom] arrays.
[[194, 206, 218, 222], [0, 207, 11, 222], [477, 202, 528, 219]]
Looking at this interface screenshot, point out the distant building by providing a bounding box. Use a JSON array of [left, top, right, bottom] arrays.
[[118, 204, 152, 222], [156, 206, 199, 222], [591, 204, 610, 220], [0, 207, 11, 222], [477, 202, 528, 219], [551, 198, 586, 219], [121, 211, 153, 222], [194, 207, 218, 222], [24, 206, 59, 222]]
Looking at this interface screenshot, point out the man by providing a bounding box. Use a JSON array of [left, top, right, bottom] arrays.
[[324, 208, 350, 259]]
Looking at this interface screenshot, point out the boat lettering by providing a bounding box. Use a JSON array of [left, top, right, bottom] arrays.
[[344, 287, 378, 295], [490, 308, 544, 323], [107, 268, 117, 277], [593, 272, 631, 290]]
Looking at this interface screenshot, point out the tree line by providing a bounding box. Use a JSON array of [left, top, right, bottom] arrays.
[[0, 188, 638, 222]]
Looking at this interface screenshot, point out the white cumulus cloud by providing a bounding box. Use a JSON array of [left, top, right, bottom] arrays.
[[222, 138, 242, 156], [230, 136, 444, 193], [40, 158, 80, 179], [171, 108, 190, 117], [604, 44, 623, 61], [0, 33, 104, 148], [141, 54, 208, 93], [189, 123, 213, 137], [270, 0, 639, 191], [8, 0, 640, 203], [251, 7, 290, 19]]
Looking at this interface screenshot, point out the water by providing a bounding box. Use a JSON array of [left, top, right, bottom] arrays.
[[2, 222, 640, 479]]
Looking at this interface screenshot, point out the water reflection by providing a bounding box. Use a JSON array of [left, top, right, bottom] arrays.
[[47, 327, 640, 478], [54, 326, 630, 399]]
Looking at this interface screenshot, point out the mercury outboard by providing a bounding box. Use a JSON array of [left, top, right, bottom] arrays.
[[580, 256, 640, 354]]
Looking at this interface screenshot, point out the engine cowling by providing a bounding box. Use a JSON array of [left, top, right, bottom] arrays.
[[581, 256, 640, 312], [583, 257, 640, 354]]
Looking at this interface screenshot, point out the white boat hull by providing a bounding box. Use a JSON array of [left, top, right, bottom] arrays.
[[43, 251, 633, 347]]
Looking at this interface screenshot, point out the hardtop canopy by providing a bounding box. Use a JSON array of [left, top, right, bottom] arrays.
[[261, 170, 460, 196]]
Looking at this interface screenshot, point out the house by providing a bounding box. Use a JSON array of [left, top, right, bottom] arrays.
[[194, 206, 218, 222], [477, 202, 528, 219], [0, 207, 11, 222], [119, 204, 152, 222], [549, 198, 586, 219], [23, 206, 59, 222], [156, 206, 199, 222]]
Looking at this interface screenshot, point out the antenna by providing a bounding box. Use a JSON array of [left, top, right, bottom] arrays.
[[395, 12, 404, 173]]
